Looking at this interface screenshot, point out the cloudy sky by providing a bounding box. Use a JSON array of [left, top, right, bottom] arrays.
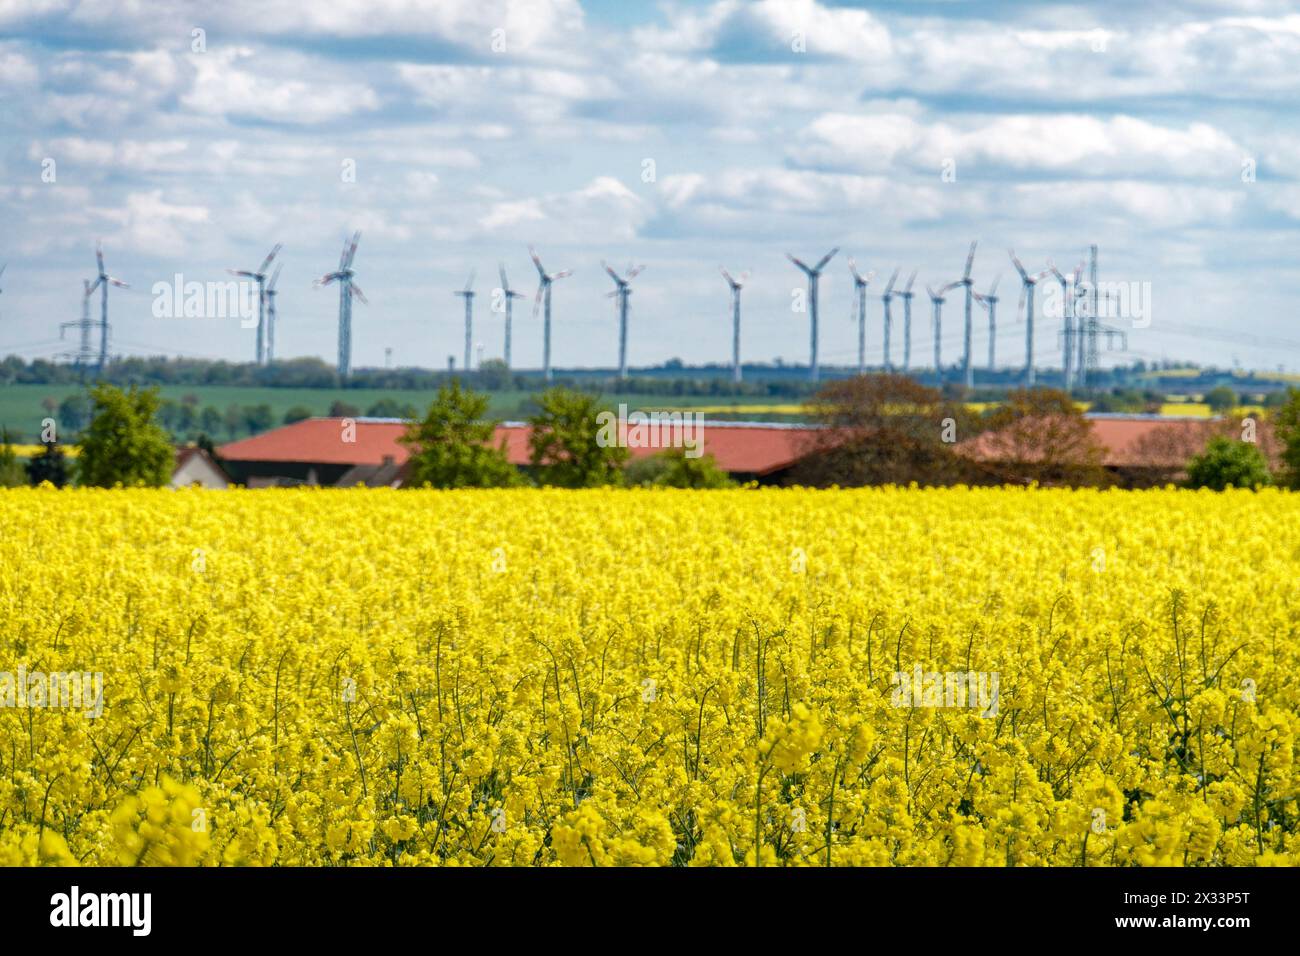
[[1, 0, 1298, 374]]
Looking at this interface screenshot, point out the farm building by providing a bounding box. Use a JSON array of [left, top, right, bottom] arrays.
[[214, 414, 1263, 489], [216, 417, 815, 487], [170, 446, 231, 489]]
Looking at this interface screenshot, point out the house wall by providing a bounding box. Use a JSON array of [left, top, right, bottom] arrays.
[[170, 456, 230, 489]]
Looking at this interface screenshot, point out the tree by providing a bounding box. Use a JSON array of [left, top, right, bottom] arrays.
[[797, 373, 977, 487], [0, 429, 25, 487], [365, 397, 417, 419], [653, 450, 735, 488], [222, 404, 244, 440], [76, 384, 174, 488], [978, 388, 1108, 486], [57, 394, 91, 434], [476, 359, 512, 391], [328, 399, 361, 418], [24, 441, 69, 487], [1185, 435, 1272, 490], [200, 406, 224, 436], [399, 380, 519, 488], [1271, 388, 1300, 488], [1204, 386, 1237, 415], [282, 405, 313, 425], [243, 403, 275, 434], [528, 388, 626, 487]]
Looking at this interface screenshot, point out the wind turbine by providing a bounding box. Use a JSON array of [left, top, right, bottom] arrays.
[[927, 281, 961, 383], [879, 267, 900, 373], [898, 270, 918, 372], [315, 231, 365, 378], [497, 264, 525, 370], [1010, 250, 1050, 387], [787, 246, 838, 383], [529, 245, 572, 382], [453, 269, 476, 372], [264, 265, 282, 363], [228, 243, 282, 366], [848, 258, 876, 375], [720, 266, 749, 383], [603, 260, 644, 380], [956, 241, 978, 388], [90, 242, 128, 373], [972, 275, 1001, 371]]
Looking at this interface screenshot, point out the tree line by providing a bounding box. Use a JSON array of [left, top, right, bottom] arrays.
[[4, 374, 1299, 491]]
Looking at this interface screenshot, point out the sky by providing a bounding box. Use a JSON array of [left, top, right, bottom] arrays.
[[1, 0, 1298, 375]]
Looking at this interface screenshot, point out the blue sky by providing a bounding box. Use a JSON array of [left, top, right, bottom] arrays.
[[1, 0, 1298, 374]]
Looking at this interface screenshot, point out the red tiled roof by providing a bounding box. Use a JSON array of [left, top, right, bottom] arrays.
[[219, 419, 412, 466], [959, 415, 1270, 469], [218, 417, 813, 476]]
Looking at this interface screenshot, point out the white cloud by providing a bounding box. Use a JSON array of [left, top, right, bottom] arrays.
[[183, 48, 379, 124], [792, 112, 1244, 179]]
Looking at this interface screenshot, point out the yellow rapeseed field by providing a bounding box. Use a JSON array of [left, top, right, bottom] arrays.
[[0, 486, 1296, 867]]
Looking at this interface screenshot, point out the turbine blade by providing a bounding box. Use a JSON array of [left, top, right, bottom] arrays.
[[963, 240, 977, 280], [553, 270, 572, 280], [268, 264, 282, 291], [602, 261, 620, 283], [259, 242, 283, 275], [1009, 250, 1029, 282], [626, 265, 645, 280], [882, 267, 899, 296], [720, 266, 735, 286], [814, 247, 839, 272], [989, 273, 1001, 296], [108, 278, 129, 288], [96, 243, 105, 276], [350, 283, 368, 304], [228, 269, 256, 278], [786, 253, 810, 273], [904, 269, 917, 293], [499, 263, 509, 294], [533, 284, 544, 319]]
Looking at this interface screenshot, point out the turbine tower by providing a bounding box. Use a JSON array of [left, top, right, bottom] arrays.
[[264, 265, 282, 363], [720, 266, 749, 383], [603, 260, 644, 380], [928, 281, 961, 383], [90, 242, 128, 374], [957, 240, 978, 388], [972, 275, 1001, 371], [315, 231, 365, 378], [787, 247, 838, 383], [228, 243, 281, 366], [529, 245, 572, 382], [848, 258, 876, 375], [878, 268, 899, 374], [898, 270, 917, 372], [496, 264, 525, 370], [454, 269, 476, 372], [1010, 249, 1050, 387], [1047, 258, 1082, 389]]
